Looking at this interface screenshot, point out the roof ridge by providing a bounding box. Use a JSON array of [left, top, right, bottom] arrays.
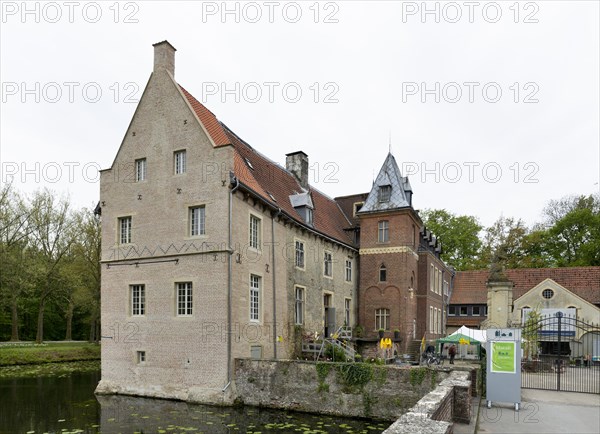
[[220, 122, 292, 177]]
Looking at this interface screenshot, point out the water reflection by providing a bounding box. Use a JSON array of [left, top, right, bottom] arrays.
[[0, 371, 389, 433], [0, 371, 101, 433]]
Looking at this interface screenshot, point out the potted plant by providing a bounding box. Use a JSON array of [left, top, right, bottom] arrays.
[[393, 329, 400, 340], [378, 328, 385, 339], [354, 325, 364, 338]]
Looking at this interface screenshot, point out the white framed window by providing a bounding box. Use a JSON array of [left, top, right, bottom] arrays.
[[137, 351, 146, 364], [378, 185, 392, 202], [472, 306, 481, 316], [295, 286, 305, 325], [135, 158, 146, 182], [375, 308, 390, 330], [324, 251, 332, 277], [460, 306, 468, 316], [131, 284, 145, 316], [119, 216, 132, 244], [174, 150, 186, 174], [430, 264, 434, 292], [429, 306, 433, 332], [378, 220, 389, 243], [176, 282, 193, 316], [345, 298, 351, 326], [295, 240, 305, 269], [249, 214, 261, 250], [438, 269, 442, 295], [345, 259, 352, 282], [189, 206, 206, 236], [249, 274, 261, 322]]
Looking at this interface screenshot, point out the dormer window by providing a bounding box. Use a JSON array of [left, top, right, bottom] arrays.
[[306, 208, 313, 226], [378, 185, 392, 202], [244, 157, 254, 170], [289, 191, 314, 226], [353, 202, 364, 216]]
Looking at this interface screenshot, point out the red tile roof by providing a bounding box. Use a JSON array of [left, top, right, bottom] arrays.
[[180, 84, 355, 247], [447, 317, 485, 327], [180, 86, 231, 147], [451, 267, 600, 305]]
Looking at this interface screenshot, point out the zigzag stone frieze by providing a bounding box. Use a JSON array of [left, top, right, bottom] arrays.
[[105, 241, 229, 261]]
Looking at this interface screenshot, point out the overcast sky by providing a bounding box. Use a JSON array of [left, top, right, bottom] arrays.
[[1, 0, 598, 228]]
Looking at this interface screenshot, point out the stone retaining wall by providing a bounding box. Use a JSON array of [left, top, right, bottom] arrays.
[[234, 359, 453, 421], [383, 371, 472, 434]]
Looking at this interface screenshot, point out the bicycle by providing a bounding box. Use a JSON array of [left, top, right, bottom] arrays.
[[422, 352, 445, 366]]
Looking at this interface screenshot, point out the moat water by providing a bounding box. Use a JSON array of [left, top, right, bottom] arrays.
[[0, 370, 389, 433]]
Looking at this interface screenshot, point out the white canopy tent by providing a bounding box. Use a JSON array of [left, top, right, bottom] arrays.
[[449, 325, 488, 343]]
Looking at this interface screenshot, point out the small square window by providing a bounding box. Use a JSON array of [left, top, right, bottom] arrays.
[[449, 306, 456, 316], [460, 306, 468, 316], [137, 351, 146, 363], [472, 306, 481, 316]]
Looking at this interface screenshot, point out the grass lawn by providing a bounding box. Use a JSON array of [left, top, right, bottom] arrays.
[[0, 341, 100, 366]]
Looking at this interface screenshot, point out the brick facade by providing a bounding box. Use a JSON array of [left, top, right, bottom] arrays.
[[97, 41, 453, 402]]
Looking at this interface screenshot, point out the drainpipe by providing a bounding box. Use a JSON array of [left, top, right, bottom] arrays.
[[271, 208, 282, 359], [227, 175, 240, 387]]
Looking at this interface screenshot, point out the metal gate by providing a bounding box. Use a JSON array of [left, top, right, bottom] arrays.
[[520, 312, 600, 394]]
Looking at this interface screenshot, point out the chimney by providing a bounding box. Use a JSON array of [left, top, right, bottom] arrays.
[[153, 40, 176, 76], [286, 151, 309, 189]]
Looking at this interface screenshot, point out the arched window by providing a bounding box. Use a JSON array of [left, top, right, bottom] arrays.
[[379, 264, 387, 282]]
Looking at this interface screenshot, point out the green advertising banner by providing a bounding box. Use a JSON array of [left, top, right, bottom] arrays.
[[491, 341, 516, 374]]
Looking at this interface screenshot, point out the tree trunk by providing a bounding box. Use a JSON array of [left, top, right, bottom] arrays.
[[35, 298, 46, 344], [65, 300, 74, 341], [10, 297, 19, 341], [89, 317, 96, 343]]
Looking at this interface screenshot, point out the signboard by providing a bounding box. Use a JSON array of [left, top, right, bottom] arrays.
[[490, 341, 516, 374], [486, 328, 521, 410]]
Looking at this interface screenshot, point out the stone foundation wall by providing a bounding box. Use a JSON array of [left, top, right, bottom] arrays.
[[234, 359, 452, 421]]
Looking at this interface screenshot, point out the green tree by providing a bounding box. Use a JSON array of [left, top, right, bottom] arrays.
[[0, 183, 32, 341], [420, 209, 483, 270], [477, 216, 530, 269], [545, 200, 600, 266], [28, 190, 77, 343], [69, 209, 102, 342]]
